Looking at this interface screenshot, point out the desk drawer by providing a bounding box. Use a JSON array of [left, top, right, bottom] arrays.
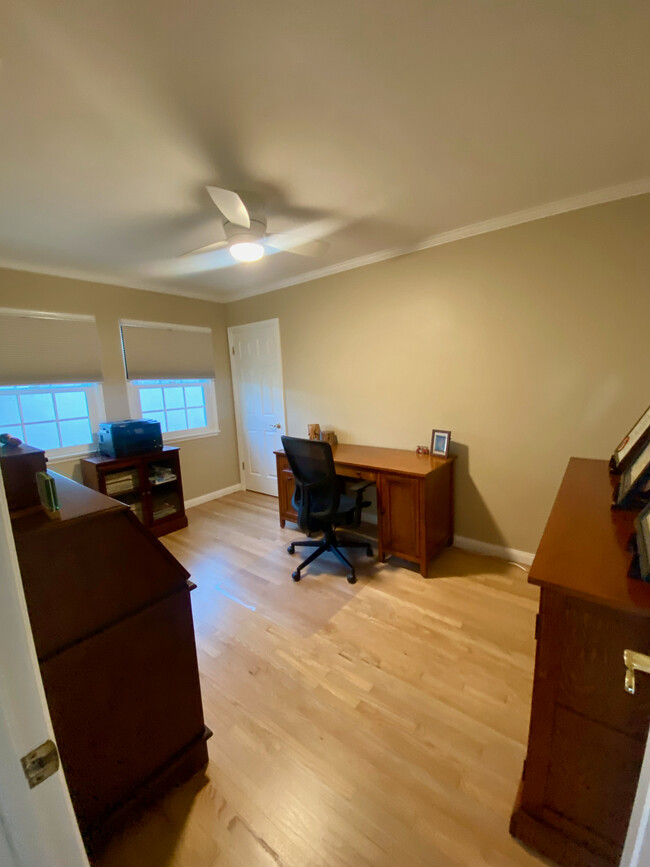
[[335, 465, 377, 483]]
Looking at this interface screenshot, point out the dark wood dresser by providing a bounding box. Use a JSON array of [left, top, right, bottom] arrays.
[[510, 457, 650, 867], [10, 472, 210, 852]]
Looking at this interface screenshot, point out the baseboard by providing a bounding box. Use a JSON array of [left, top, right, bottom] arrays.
[[454, 535, 535, 567], [185, 483, 242, 509]]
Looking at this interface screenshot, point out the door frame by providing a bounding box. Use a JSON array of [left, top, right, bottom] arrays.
[[227, 318, 287, 493], [621, 730, 650, 867], [0, 473, 89, 867]]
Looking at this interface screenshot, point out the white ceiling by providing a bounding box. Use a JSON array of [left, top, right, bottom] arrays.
[[1, 0, 649, 302]]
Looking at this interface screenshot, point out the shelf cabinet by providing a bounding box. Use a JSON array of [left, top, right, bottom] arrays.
[[81, 446, 188, 536]]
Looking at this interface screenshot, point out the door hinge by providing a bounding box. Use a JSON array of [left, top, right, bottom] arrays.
[[232, 346, 235, 355], [242, 461, 245, 470], [21, 739, 59, 789]]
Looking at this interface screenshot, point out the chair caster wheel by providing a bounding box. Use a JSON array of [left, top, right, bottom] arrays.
[[347, 573, 357, 584], [287, 544, 295, 554], [366, 546, 373, 557], [292, 570, 301, 582]]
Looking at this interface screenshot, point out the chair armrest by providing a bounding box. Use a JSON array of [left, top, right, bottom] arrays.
[[348, 480, 374, 494], [347, 479, 374, 526]]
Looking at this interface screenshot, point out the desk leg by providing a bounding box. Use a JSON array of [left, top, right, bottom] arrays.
[[376, 476, 386, 562]]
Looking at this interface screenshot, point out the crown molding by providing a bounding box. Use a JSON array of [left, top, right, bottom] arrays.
[[0, 258, 226, 304], [1, 177, 649, 306], [223, 177, 650, 302]]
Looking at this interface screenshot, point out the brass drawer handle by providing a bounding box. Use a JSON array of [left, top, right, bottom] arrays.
[[623, 649, 650, 694]]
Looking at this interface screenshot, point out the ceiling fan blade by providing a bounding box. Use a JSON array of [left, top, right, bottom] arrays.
[[206, 186, 250, 228], [266, 234, 329, 257], [180, 239, 229, 258]]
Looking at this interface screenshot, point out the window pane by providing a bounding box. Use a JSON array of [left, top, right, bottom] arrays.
[[23, 422, 60, 451], [184, 386, 204, 408], [186, 407, 206, 429], [1, 425, 23, 440], [59, 418, 92, 447], [166, 409, 187, 431], [0, 395, 21, 426], [163, 387, 185, 410], [20, 393, 55, 423], [142, 411, 167, 433], [139, 388, 164, 412], [55, 390, 88, 420]]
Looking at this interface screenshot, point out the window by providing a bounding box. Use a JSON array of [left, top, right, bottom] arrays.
[[127, 379, 218, 439], [0, 383, 105, 457]]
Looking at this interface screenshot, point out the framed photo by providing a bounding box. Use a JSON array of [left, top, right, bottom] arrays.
[[430, 429, 451, 458], [633, 502, 650, 582], [614, 437, 650, 510], [610, 403, 650, 475]]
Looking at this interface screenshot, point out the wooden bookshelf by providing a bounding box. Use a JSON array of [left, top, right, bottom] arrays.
[[81, 446, 188, 536]]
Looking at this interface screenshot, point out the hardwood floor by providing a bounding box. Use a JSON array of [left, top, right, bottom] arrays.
[[96, 491, 551, 867]]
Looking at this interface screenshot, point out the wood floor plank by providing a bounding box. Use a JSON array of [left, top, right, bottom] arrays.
[[96, 491, 552, 867]]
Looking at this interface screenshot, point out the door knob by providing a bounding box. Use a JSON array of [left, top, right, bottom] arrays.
[[270, 424, 281, 429], [623, 649, 650, 694]]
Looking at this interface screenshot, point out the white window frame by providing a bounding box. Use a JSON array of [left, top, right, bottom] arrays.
[[126, 379, 219, 443], [0, 382, 105, 461]]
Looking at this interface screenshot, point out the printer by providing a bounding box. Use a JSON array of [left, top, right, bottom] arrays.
[[98, 419, 163, 458]]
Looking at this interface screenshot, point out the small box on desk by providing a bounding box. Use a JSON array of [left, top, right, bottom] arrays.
[[0, 444, 47, 513]]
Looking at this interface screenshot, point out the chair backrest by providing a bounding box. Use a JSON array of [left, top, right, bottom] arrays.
[[281, 436, 339, 529]]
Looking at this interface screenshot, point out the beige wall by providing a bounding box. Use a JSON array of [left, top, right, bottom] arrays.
[[0, 268, 240, 500], [226, 194, 650, 554]]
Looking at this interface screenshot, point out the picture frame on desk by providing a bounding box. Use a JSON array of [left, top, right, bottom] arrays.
[[613, 437, 650, 510], [610, 403, 650, 474], [430, 429, 451, 458], [630, 502, 650, 582]]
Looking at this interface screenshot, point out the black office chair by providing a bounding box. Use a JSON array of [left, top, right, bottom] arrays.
[[282, 435, 374, 584]]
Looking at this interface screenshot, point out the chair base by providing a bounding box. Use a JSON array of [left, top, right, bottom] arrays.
[[287, 528, 373, 584]]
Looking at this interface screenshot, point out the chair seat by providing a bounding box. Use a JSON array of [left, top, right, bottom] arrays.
[[308, 493, 359, 530]]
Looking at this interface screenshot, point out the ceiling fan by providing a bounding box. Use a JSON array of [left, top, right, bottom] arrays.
[[182, 186, 329, 263]]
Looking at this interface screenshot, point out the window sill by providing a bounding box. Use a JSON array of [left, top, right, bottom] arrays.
[[47, 448, 97, 465], [44, 430, 220, 463], [163, 429, 221, 445]]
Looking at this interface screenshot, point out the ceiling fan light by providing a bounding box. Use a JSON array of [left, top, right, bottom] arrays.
[[229, 241, 264, 262]]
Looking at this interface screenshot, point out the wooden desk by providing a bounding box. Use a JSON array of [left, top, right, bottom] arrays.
[[510, 458, 650, 867], [275, 444, 455, 576]]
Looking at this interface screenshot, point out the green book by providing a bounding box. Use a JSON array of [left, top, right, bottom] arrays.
[[36, 471, 61, 516]]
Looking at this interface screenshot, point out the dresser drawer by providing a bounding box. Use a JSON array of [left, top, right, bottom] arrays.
[[335, 465, 377, 483], [41, 587, 205, 829], [554, 595, 650, 740]]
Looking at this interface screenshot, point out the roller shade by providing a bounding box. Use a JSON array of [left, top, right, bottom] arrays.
[[0, 310, 103, 385], [121, 322, 214, 380]]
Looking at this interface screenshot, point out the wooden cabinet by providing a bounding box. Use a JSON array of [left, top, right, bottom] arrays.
[[11, 473, 209, 851], [510, 458, 650, 867], [81, 446, 188, 537], [379, 473, 420, 561], [275, 444, 455, 576]]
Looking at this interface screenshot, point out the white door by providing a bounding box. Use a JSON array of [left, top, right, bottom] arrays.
[[228, 318, 286, 496], [0, 473, 89, 867]]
